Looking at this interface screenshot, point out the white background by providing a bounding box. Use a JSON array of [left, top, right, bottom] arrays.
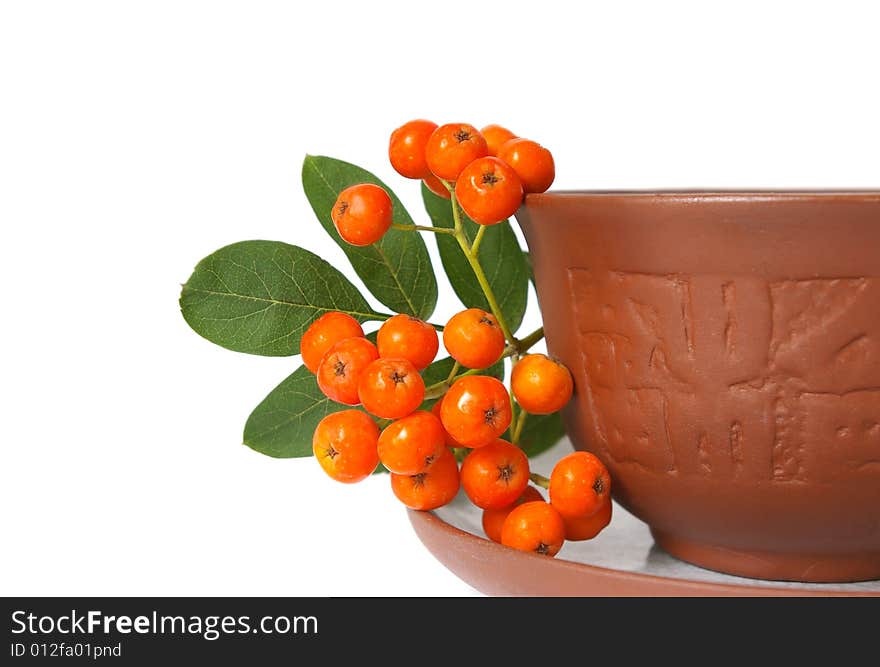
[[1, 0, 878, 596]]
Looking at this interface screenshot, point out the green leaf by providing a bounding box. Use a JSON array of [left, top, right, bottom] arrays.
[[302, 155, 438, 320], [515, 412, 568, 458], [180, 241, 384, 356], [421, 356, 457, 387], [486, 358, 506, 383], [524, 251, 535, 287], [421, 182, 530, 333], [243, 365, 354, 458]]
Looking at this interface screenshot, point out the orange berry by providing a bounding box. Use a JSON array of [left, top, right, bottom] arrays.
[[312, 410, 379, 483], [431, 399, 466, 448], [389, 119, 437, 179], [511, 353, 574, 414], [501, 501, 566, 557], [377, 410, 447, 475], [455, 156, 523, 225], [331, 183, 393, 246], [316, 337, 379, 405], [423, 173, 451, 200], [390, 447, 460, 510], [357, 357, 425, 419], [460, 439, 530, 510], [425, 123, 488, 181], [443, 308, 505, 369], [482, 486, 543, 543], [377, 314, 439, 371], [549, 451, 612, 519], [300, 312, 365, 373], [481, 124, 517, 157], [440, 375, 511, 448], [497, 138, 555, 194], [563, 495, 612, 541]]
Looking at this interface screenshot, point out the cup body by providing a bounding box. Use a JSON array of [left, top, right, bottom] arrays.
[[517, 191, 880, 582]]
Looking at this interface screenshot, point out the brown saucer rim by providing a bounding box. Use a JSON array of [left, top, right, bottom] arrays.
[[408, 509, 880, 597]]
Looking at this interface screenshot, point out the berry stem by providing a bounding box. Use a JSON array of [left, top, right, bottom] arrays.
[[423, 367, 484, 400], [425, 343, 527, 400], [509, 377, 517, 422], [529, 472, 551, 489], [449, 193, 516, 344], [391, 222, 455, 235], [512, 407, 528, 445], [517, 326, 545, 354], [444, 360, 461, 384], [470, 224, 487, 257]]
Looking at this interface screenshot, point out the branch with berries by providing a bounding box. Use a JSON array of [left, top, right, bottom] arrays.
[[180, 120, 612, 557]]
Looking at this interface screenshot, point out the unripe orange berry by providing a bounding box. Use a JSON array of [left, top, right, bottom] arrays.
[[511, 353, 574, 414], [390, 447, 460, 510], [497, 138, 555, 194], [431, 399, 467, 448], [501, 501, 566, 557], [389, 119, 437, 179], [425, 123, 488, 181], [461, 439, 530, 510], [443, 308, 505, 370], [423, 173, 451, 200], [357, 357, 425, 419], [440, 375, 511, 448], [331, 183, 393, 246], [481, 124, 517, 157], [455, 157, 523, 226], [300, 312, 364, 373], [378, 411, 447, 475], [316, 337, 379, 405], [312, 410, 380, 483], [482, 486, 543, 543], [563, 495, 613, 541], [549, 451, 612, 519], [377, 314, 439, 371]]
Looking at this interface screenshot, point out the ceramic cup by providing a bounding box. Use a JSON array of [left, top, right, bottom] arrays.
[[517, 192, 880, 582]]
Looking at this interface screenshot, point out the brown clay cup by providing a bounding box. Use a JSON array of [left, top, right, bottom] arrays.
[[517, 192, 880, 582]]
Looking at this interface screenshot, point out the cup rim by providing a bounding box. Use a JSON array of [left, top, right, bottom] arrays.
[[525, 189, 880, 202]]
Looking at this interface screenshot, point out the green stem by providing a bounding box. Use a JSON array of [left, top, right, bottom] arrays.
[[449, 191, 466, 235], [423, 367, 484, 400], [529, 472, 551, 489], [449, 193, 515, 344], [392, 222, 455, 235], [470, 224, 487, 257], [517, 327, 545, 354], [512, 408, 528, 445], [509, 368, 517, 418], [445, 361, 461, 384]]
